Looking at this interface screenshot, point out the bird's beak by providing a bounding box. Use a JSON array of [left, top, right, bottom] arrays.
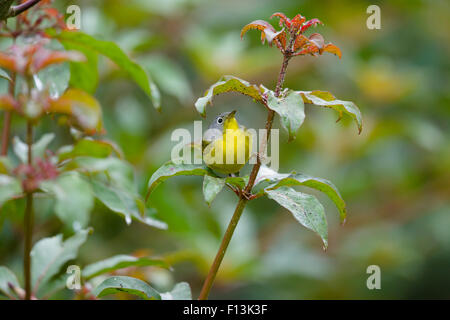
[[227, 110, 237, 118]]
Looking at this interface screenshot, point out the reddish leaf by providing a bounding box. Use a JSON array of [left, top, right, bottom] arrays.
[[241, 20, 275, 41], [323, 43, 342, 59], [270, 12, 291, 28], [276, 31, 287, 50], [241, 19, 286, 47], [0, 94, 18, 112], [0, 44, 84, 75], [263, 28, 285, 46], [299, 18, 323, 33], [0, 52, 15, 71], [31, 48, 85, 73], [290, 14, 306, 32], [48, 89, 103, 133], [308, 33, 325, 52], [293, 35, 310, 52]]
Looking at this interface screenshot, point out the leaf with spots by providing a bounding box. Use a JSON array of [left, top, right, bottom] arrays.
[[298, 90, 362, 134], [195, 75, 263, 117], [266, 187, 328, 248]]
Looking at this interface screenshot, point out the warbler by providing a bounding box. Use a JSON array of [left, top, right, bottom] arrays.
[[202, 110, 252, 175]]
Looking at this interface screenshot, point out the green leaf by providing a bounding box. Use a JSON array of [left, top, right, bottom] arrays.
[[147, 161, 212, 199], [60, 40, 99, 93], [50, 30, 161, 110], [265, 89, 305, 141], [36, 273, 69, 299], [31, 229, 90, 296], [90, 177, 167, 229], [40, 172, 94, 230], [83, 255, 169, 280], [298, 90, 363, 134], [255, 167, 346, 223], [12, 133, 55, 163], [195, 75, 263, 117], [64, 157, 135, 191], [57, 139, 121, 162], [266, 187, 328, 248], [93, 276, 161, 300], [0, 175, 22, 208], [0, 156, 13, 174], [137, 54, 193, 103], [201, 175, 248, 206], [202, 175, 225, 206], [0, 266, 20, 299], [161, 282, 192, 300], [0, 68, 11, 82]]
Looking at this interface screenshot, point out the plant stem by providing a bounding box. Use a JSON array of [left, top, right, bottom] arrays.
[[9, 0, 42, 18], [24, 121, 33, 300], [1, 72, 16, 156], [198, 46, 294, 300]]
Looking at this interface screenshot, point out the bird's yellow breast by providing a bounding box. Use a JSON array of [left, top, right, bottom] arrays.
[[203, 118, 252, 174]]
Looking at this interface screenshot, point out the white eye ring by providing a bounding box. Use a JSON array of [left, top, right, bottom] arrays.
[[217, 118, 223, 124]]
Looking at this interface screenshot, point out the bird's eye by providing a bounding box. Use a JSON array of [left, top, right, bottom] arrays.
[[217, 117, 223, 124]]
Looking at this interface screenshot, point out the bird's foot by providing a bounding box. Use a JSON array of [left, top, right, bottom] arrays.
[[240, 189, 254, 201]]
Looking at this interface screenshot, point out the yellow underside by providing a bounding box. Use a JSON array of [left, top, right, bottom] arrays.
[[203, 128, 252, 174]]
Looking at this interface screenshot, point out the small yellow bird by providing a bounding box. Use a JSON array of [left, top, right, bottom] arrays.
[[202, 111, 252, 175]]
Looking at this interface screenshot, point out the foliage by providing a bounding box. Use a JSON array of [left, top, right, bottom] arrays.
[[0, 0, 187, 300], [1, 0, 448, 301], [147, 11, 362, 299]]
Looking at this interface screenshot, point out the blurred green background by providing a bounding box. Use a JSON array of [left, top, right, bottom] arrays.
[[1, 0, 449, 299]]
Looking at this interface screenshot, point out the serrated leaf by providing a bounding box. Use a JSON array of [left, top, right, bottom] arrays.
[[298, 90, 362, 134], [31, 229, 90, 296], [194, 75, 263, 117], [12, 133, 55, 164], [266, 89, 305, 141], [40, 172, 94, 230], [0, 175, 22, 208], [255, 167, 346, 223], [202, 175, 225, 206], [146, 161, 212, 199], [83, 255, 169, 280], [266, 187, 328, 248], [0, 266, 20, 299], [90, 177, 167, 229], [161, 282, 192, 300], [49, 30, 160, 110], [93, 276, 161, 300]]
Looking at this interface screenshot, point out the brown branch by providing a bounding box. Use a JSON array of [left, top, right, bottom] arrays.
[[9, 0, 42, 18], [1, 72, 16, 156], [24, 121, 34, 300]]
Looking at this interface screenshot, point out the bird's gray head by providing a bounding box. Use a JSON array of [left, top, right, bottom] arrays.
[[208, 110, 236, 131], [203, 110, 237, 143]]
